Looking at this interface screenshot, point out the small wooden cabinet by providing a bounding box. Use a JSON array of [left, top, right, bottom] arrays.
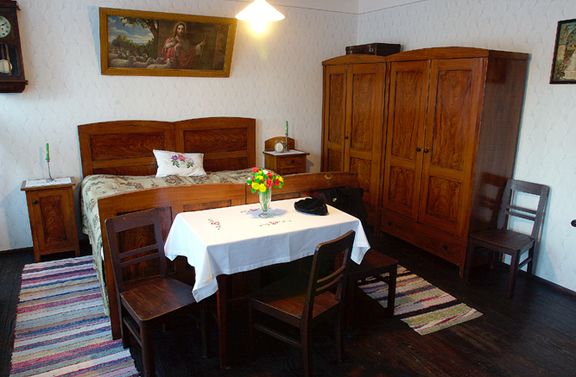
[[263, 150, 308, 175], [21, 178, 80, 262]]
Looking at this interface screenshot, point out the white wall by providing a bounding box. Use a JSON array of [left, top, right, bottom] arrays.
[[2, 0, 575, 292], [358, 0, 576, 291], [0, 0, 356, 250]]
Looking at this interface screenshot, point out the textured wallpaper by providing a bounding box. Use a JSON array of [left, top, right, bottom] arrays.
[[0, 0, 355, 250], [2, 0, 575, 292], [358, 0, 576, 291]]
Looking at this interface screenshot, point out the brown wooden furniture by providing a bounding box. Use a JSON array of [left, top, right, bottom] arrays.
[[78, 117, 256, 175], [249, 230, 356, 377], [465, 179, 550, 298], [0, 0, 28, 93], [263, 150, 309, 175], [263, 136, 308, 175], [348, 249, 397, 317], [379, 47, 529, 275], [21, 178, 80, 262], [322, 54, 388, 224], [105, 208, 206, 377], [78, 117, 256, 341], [264, 136, 295, 152], [78, 117, 363, 366], [98, 184, 245, 344]]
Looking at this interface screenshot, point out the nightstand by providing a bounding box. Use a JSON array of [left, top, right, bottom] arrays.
[[21, 177, 80, 262], [263, 150, 309, 175]]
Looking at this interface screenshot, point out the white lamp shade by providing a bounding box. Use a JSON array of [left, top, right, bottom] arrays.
[[236, 0, 285, 22]]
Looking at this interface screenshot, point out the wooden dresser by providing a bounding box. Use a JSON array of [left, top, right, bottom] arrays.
[[322, 47, 529, 275]]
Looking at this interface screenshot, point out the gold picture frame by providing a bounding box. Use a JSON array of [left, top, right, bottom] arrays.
[[99, 8, 237, 77]]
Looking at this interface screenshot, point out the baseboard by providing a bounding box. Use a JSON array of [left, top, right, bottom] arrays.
[[0, 247, 33, 255], [531, 274, 576, 298]]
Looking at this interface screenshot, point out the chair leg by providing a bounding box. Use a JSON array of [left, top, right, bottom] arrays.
[[335, 308, 344, 363], [507, 252, 519, 298], [527, 247, 535, 276], [248, 302, 255, 358], [200, 303, 209, 359], [120, 307, 129, 348], [141, 323, 155, 377], [301, 327, 313, 377], [464, 244, 475, 281], [345, 279, 356, 330], [387, 267, 397, 317]]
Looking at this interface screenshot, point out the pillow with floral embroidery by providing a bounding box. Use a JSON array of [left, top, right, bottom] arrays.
[[153, 149, 206, 177]]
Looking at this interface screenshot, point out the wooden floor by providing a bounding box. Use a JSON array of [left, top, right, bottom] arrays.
[[1, 235, 575, 377]]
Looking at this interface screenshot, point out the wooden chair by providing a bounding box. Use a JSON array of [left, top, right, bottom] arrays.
[[465, 179, 550, 298], [249, 230, 356, 377], [105, 208, 207, 377], [348, 249, 398, 317]]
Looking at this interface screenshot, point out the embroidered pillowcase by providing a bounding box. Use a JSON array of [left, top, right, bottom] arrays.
[[153, 149, 207, 178]]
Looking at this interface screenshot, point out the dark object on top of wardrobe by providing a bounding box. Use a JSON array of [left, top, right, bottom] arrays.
[[345, 42, 401, 56]]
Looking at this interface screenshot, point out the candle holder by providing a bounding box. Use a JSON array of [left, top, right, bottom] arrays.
[[46, 158, 54, 181]]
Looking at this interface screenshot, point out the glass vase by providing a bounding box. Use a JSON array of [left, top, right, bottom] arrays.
[[258, 189, 272, 217]]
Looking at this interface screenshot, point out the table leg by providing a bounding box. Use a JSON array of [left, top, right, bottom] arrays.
[[216, 275, 230, 368]]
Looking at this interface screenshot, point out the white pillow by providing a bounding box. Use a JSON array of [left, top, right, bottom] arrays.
[[153, 149, 206, 177]]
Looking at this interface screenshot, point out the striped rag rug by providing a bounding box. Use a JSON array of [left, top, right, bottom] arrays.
[[10, 256, 139, 377], [359, 265, 482, 335]]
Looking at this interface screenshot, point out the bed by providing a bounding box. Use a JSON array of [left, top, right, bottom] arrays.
[[78, 116, 358, 339]]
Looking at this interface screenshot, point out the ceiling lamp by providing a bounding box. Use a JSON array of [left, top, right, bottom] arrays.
[[236, 0, 285, 32]]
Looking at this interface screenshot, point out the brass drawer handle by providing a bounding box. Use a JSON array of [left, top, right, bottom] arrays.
[[32, 200, 39, 205]]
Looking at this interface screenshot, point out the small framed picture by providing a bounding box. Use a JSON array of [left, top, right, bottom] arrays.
[[550, 18, 576, 84], [99, 8, 237, 78]]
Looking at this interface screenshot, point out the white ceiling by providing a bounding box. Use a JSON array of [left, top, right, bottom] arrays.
[[228, 0, 428, 14]]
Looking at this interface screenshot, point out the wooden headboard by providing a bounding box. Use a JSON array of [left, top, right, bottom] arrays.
[[78, 117, 256, 176]]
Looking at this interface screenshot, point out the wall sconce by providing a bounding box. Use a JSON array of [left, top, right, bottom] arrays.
[[236, 0, 285, 32]]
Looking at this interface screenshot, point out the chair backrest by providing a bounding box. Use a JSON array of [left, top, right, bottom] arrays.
[[497, 179, 550, 244], [303, 230, 355, 324], [105, 208, 168, 293]]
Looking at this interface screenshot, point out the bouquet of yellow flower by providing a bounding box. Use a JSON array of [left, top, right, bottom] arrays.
[[246, 167, 284, 193]]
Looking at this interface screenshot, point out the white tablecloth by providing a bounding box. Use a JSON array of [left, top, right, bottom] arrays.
[[164, 198, 370, 301]]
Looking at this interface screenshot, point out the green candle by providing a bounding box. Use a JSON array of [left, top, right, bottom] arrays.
[[284, 120, 288, 136], [45, 143, 50, 162]]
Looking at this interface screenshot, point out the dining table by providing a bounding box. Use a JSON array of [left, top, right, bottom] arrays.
[[164, 197, 370, 367]]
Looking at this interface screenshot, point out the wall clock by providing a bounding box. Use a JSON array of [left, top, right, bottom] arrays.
[[0, 0, 26, 93]]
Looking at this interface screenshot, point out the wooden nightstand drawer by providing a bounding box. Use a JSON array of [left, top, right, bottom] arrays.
[[278, 155, 306, 169], [263, 150, 309, 175]]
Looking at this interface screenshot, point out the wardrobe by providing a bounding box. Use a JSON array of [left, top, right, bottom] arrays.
[[322, 47, 529, 275], [321, 54, 388, 224]]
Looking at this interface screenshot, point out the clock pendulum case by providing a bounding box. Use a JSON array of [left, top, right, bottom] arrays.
[[0, 0, 26, 93]]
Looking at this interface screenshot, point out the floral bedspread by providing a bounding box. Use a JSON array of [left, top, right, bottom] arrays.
[[81, 169, 252, 312]]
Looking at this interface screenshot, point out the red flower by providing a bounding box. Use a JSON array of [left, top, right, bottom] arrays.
[[252, 167, 259, 173]]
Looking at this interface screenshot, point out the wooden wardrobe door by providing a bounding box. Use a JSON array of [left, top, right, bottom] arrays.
[[322, 64, 348, 171], [348, 63, 385, 210], [418, 58, 484, 235], [382, 60, 429, 220]]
